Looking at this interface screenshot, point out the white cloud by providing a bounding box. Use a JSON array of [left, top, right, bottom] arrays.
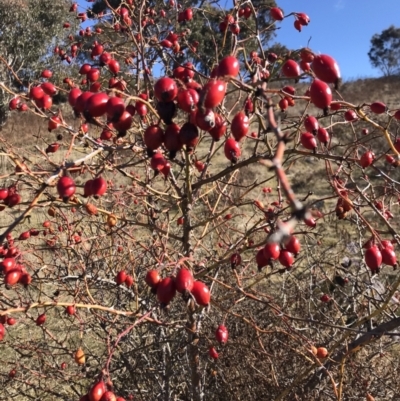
[[335, 0, 345, 9]]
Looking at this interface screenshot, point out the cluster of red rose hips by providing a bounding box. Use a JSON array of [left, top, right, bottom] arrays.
[[218, 12, 244, 36], [13, 54, 249, 173], [208, 324, 229, 360], [270, 7, 311, 32], [0, 186, 22, 209], [0, 224, 32, 279], [56, 175, 107, 202], [145, 268, 210, 307], [256, 235, 301, 271], [22, 74, 59, 111], [276, 50, 400, 175], [299, 114, 330, 151], [0, 238, 33, 339], [65, 1, 196, 62], [71, 53, 243, 174], [364, 239, 397, 273], [281, 52, 340, 113], [114, 270, 134, 288], [0, 255, 32, 288], [80, 380, 127, 401], [143, 54, 249, 170]]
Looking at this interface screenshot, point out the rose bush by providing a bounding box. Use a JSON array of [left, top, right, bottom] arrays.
[[0, 2, 400, 400]]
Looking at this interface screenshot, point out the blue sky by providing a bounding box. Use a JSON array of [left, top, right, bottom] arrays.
[[273, 0, 400, 80]]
